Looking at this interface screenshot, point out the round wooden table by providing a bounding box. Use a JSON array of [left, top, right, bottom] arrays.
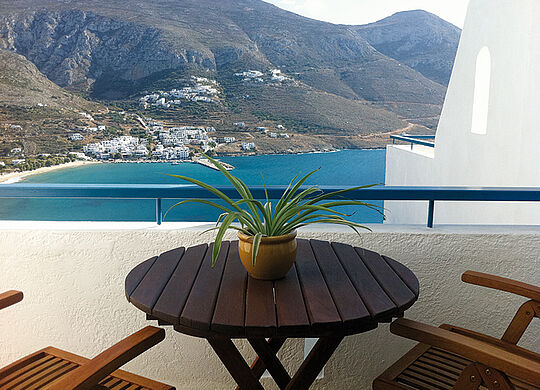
[[125, 239, 419, 390]]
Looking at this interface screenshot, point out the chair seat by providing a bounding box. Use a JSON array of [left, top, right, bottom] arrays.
[[0, 346, 174, 390], [374, 341, 539, 390]]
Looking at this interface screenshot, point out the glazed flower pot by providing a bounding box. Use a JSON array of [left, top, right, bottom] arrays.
[[238, 231, 297, 280]]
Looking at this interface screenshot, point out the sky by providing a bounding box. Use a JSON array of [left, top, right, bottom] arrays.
[[263, 0, 470, 28]]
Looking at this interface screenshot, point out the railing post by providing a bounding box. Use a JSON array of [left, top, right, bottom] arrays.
[[427, 200, 435, 228], [156, 198, 162, 225]]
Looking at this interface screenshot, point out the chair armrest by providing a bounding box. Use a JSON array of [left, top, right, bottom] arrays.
[[391, 318, 540, 385], [0, 290, 23, 310], [47, 326, 165, 390], [462, 271, 540, 301]]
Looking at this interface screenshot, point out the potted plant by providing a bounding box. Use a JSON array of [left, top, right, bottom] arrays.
[[166, 154, 380, 280]]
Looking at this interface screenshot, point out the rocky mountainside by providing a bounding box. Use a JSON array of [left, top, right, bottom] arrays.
[[0, 10, 213, 96], [0, 50, 101, 111], [0, 1, 453, 100], [0, 50, 105, 155], [354, 10, 461, 86], [0, 0, 461, 153]]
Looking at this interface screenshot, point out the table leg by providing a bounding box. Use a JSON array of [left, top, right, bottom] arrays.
[[285, 336, 344, 390], [208, 337, 265, 390], [249, 338, 291, 389], [210, 336, 343, 390], [242, 338, 286, 382]]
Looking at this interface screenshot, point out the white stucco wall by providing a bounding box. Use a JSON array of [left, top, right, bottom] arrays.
[[0, 222, 538, 389], [385, 145, 435, 224], [385, 0, 540, 225]]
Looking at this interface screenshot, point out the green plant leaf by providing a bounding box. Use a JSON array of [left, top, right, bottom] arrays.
[[274, 172, 300, 211], [252, 232, 263, 266], [276, 213, 349, 236], [234, 198, 271, 233], [270, 187, 322, 234], [292, 219, 371, 234], [215, 212, 228, 227], [280, 202, 379, 233], [274, 168, 320, 215], [202, 224, 250, 235], [164, 199, 233, 221], [261, 173, 269, 204], [305, 184, 381, 206], [164, 175, 260, 231], [212, 212, 237, 266], [199, 152, 264, 228], [164, 174, 242, 211]]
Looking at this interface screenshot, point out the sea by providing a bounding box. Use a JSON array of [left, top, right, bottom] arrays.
[[0, 149, 386, 223]]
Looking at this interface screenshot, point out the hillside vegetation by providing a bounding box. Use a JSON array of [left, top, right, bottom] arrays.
[[0, 50, 107, 155]]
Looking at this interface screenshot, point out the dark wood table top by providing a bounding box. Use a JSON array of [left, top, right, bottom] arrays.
[[125, 239, 419, 339]]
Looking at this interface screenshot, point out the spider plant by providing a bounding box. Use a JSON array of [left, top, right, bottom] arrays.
[[166, 153, 382, 266]]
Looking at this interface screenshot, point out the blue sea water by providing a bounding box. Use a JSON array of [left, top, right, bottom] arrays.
[[1, 149, 386, 222]]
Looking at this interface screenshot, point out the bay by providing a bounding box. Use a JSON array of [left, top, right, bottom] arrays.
[[1, 149, 386, 223]]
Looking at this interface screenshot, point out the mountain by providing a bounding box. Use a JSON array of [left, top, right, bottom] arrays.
[[0, 1, 447, 101], [0, 50, 106, 155], [0, 50, 101, 111], [354, 10, 461, 86], [0, 0, 461, 154]]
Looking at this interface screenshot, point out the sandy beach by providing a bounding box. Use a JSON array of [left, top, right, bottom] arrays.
[[0, 160, 101, 184]]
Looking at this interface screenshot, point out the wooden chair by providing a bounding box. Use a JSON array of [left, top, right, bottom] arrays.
[[0, 290, 175, 389], [374, 271, 540, 390]]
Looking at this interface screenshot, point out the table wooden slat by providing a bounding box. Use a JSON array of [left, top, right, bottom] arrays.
[[274, 264, 310, 335], [310, 240, 371, 326], [295, 240, 341, 329], [211, 241, 248, 336], [180, 242, 229, 331], [383, 255, 420, 298], [331, 242, 396, 319], [152, 244, 208, 325], [124, 256, 157, 299], [245, 276, 276, 336], [356, 248, 417, 308], [129, 248, 185, 312]]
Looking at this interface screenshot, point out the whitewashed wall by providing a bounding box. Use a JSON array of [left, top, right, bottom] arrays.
[[385, 0, 540, 225], [0, 222, 538, 389]]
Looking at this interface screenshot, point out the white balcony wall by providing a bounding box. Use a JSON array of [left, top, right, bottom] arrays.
[[385, 0, 540, 225], [0, 223, 538, 389]]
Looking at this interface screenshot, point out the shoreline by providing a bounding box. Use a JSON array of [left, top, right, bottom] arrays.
[[0, 160, 101, 184], [216, 147, 385, 158], [0, 147, 386, 183]]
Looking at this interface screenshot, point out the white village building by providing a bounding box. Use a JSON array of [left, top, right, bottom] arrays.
[[241, 142, 256, 151], [68, 133, 84, 141]]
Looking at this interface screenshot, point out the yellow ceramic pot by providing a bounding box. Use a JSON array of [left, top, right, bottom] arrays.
[[238, 231, 297, 280]]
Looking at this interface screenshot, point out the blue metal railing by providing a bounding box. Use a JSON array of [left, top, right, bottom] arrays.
[[2, 184, 540, 228], [391, 134, 435, 148]]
